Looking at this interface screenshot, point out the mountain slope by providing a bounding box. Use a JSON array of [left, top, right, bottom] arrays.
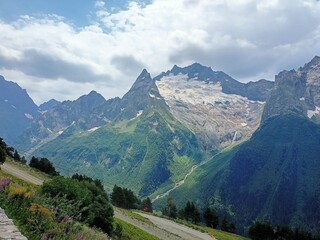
[[164, 57, 320, 235], [168, 114, 320, 234], [15, 90, 107, 153], [155, 64, 273, 152], [262, 56, 320, 124], [32, 70, 203, 196], [0, 75, 39, 144]]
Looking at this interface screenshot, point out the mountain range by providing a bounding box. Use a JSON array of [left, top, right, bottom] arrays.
[[1, 56, 320, 235]]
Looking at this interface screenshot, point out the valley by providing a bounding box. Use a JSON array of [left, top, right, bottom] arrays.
[[1, 56, 320, 238]]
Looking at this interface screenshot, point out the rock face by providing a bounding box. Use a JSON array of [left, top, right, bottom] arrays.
[[0, 208, 27, 240], [0, 76, 39, 145], [262, 56, 320, 124], [39, 99, 61, 112], [155, 64, 272, 152], [15, 90, 108, 152]]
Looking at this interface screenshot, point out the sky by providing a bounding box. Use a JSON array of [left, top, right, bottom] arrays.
[[0, 0, 319, 105]]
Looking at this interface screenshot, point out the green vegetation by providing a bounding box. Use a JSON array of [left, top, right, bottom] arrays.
[[204, 207, 219, 229], [33, 105, 203, 197], [160, 114, 320, 235], [248, 221, 320, 240], [42, 176, 114, 234], [161, 197, 178, 218], [114, 218, 160, 240], [0, 170, 110, 239], [29, 156, 59, 176], [159, 213, 247, 240], [0, 137, 26, 164], [111, 185, 153, 213], [181, 201, 201, 224]]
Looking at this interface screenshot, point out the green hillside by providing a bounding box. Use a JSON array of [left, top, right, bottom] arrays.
[[34, 103, 203, 197], [168, 114, 320, 235]]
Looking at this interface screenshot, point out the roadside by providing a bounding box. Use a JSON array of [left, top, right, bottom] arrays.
[[136, 212, 217, 240], [1, 162, 219, 240], [114, 208, 183, 240], [1, 162, 44, 185]]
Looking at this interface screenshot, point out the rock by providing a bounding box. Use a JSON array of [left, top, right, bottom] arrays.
[[0, 208, 28, 240]]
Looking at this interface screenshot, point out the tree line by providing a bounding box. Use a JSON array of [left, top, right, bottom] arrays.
[[111, 185, 153, 212], [1, 136, 59, 176], [0, 137, 26, 164], [249, 221, 320, 240], [161, 197, 236, 233]]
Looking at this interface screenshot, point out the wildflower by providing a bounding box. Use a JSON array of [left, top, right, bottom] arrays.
[[0, 178, 11, 190]]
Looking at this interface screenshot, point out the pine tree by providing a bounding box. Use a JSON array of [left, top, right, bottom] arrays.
[[13, 150, 21, 162], [0, 147, 6, 164], [203, 207, 219, 228], [162, 197, 177, 218]]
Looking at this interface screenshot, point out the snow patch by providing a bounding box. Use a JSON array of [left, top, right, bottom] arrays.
[[24, 113, 33, 119], [307, 107, 320, 118], [156, 74, 246, 106], [149, 93, 155, 98], [241, 123, 248, 127], [47, 128, 53, 133], [58, 130, 63, 135], [88, 127, 101, 133], [4, 99, 8, 102], [300, 97, 305, 101], [11, 105, 17, 109]]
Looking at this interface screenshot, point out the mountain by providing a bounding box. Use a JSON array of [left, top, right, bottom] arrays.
[[155, 63, 274, 101], [31, 70, 203, 196], [155, 63, 274, 152], [15, 90, 107, 153], [0, 75, 39, 144], [262, 56, 320, 124], [12, 62, 274, 197], [39, 99, 61, 112], [162, 57, 320, 235]]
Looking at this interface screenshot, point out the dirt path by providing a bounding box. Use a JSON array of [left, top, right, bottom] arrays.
[[114, 208, 183, 240], [1, 162, 44, 185], [136, 212, 217, 240], [1, 163, 216, 240]]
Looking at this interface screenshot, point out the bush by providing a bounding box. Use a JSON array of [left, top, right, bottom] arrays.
[[29, 156, 59, 176], [42, 177, 114, 234]]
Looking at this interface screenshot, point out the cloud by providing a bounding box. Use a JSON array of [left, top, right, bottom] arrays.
[[0, 49, 110, 83], [111, 54, 145, 75], [0, 0, 320, 103]]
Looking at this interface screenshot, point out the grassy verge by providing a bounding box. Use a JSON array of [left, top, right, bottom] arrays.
[[4, 158, 50, 181], [124, 209, 150, 223], [136, 210, 248, 240], [173, 218, 248, 240], [0, 167, 110, 239], [114, 218, 160, 240]]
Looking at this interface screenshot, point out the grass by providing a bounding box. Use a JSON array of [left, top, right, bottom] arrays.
[[126, 210, 150, 223], [173, 218, 248, 240], [114, 218, 161, 240], [137, 210, 248, 240], [4, 158, 50, 181], [1, 161, 111, 240]]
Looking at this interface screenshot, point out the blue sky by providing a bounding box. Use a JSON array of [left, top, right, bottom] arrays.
[[0, 0, 150, 26], [0, 0, 319, 104]]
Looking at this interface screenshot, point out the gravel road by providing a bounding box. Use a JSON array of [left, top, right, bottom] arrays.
[[1, 162, 44, 185], [114, 208, 183, 240], [1, 163, 216, 240], [114, 208, 217, 240], [136, 212, 217, 240]]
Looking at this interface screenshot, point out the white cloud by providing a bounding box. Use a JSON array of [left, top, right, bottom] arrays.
[[0, 0, 320, 104]]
